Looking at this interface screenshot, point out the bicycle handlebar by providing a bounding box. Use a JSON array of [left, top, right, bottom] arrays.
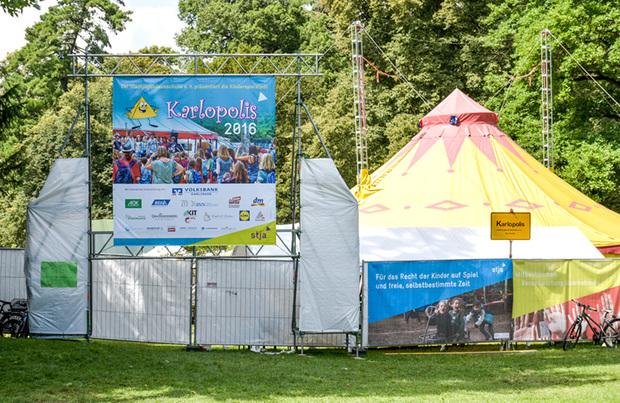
[[571, 299, 597, 311]]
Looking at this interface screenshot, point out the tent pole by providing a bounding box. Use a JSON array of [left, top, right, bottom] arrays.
[[85, 48, 93, 340]]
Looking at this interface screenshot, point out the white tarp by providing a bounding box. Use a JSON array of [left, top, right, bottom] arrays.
[[299, 159, 360, 332], [25, 158, 89, 337], [360, 226, 604, 261]]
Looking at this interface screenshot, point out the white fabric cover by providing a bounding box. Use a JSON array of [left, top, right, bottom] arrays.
[[359, 226, 604, 261], [25, 158, 89, 336], [299, 159, 360, 332]]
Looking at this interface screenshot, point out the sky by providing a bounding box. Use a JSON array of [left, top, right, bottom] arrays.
[[0, 0, 185, 58]]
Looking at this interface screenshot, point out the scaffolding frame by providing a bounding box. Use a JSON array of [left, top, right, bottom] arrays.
[[541, 29, 554, 169], [68, 52, 331, 347]]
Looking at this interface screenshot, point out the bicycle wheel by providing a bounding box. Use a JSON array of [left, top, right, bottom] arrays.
[[603, 318, 620, 348], [1, 318, 23, 337], [563, 319, 582, 350]]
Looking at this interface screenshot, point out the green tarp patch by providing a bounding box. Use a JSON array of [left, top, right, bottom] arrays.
[[41, 261, 78, 288]]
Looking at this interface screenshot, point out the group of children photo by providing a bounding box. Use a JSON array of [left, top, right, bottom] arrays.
[[112, 132, 276, 185], [424, 298, 495, 344]]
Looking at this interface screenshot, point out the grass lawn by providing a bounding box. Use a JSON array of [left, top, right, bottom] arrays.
[[1, 338, 619, 402]]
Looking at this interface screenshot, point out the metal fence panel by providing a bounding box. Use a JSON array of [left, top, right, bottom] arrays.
[[196, 259, 295, 346], [195, 259, 349, 347], [92, 259, 191, 344], [0, 248, 26, 302]]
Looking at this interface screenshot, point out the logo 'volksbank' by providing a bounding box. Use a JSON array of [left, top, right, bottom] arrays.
[[185, 187, 218, 196], [125, 199, 142, 208], [172, 188, 183, 196], [152, 199, 170, 206]]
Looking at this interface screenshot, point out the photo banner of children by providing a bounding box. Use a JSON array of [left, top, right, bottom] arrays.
[[364, 260, 513, 347], [512, 260, 620, 342], [111, 76, 277, 246]]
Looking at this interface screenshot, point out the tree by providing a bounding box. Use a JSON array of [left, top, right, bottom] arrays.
[[177, 0, 308, 53], [0, 0, 132, 246], [481, 0, 620, 211], [1, 0, 41, 16]]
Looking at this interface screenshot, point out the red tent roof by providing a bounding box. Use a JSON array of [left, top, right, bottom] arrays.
[[420, 88, 498, 127]]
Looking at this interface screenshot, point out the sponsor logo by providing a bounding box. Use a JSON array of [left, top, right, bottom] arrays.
[[239, 210, 250, 221], [167, 227, 176, 232], [180, 199, 189, 207], [172, 188, 183, 196], [125, 214, 146, 220], [125, 199, 142, 208], [192, 201, 218, 207], [201, 227, 218, 230], [146, 227, 163, 231], [251, 230, 268, 239], [152, 199, 170, 206], [205, 213, 234, 220], [229, 196, 241, 208], [125, 227, 131, 232], [152, 213, 178, 220], [251, 197, 265, 207], [185, 187, 218, 192], [184, 210, 197, 223], [255, 211, 265, 221], [185, 187, 218, 196]]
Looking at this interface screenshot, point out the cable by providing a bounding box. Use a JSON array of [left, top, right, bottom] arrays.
[[363, 27, 434, 111], [496, 39, 539, 116], [548, 30, 620, 114], [276, 28, 349, 107]]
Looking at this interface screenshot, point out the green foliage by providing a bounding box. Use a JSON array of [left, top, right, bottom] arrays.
[[3, 0, 620, 245], [0, 0, 40, 16], [177, 0, 309, 53], [0, 0, 131, 246]]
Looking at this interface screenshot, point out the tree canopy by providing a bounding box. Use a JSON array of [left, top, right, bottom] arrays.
[[2, 0, 620, 246]]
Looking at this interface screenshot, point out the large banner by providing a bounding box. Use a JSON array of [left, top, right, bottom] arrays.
[[365, 260, 513, 346], [112, 77, 276, 246], [512, 260, 620, 341]]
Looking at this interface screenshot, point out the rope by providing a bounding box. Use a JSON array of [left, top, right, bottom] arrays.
[[513, 63, 540, 86], [548, 30, 620, 113], [363, 57, 399, 83], [496, 40, 539, 116], [363, 27, 433, 111], [276, 28, 349, 107]]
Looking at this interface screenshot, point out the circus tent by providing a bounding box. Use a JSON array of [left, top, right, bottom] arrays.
[[112, 110, 219, 141], [355, 88, 620, 256]]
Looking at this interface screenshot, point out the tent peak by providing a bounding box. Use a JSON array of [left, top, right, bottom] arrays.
[[420, 89, 498, 128]]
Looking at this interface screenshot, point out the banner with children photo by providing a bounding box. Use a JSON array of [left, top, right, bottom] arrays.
[[363, 259, 513, 347], [111, 76, 277, 246], [512, 259, 620, 342]]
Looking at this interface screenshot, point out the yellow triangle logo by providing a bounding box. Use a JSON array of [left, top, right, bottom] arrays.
[[125, 97, 159, 119]]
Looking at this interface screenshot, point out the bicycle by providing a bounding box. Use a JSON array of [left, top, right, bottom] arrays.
[[563, 299, 620, 350], [0, 298, 29, 338]]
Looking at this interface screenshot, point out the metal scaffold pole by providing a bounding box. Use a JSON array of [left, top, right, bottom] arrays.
[[351, 21, 369, 194], [541, 29, 554, 170]]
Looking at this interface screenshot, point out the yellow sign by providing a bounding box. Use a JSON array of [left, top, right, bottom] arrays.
[[491, 212, 531, 240]]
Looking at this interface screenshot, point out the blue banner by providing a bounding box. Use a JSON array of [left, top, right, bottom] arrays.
[[368, 260, 512, 323]]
